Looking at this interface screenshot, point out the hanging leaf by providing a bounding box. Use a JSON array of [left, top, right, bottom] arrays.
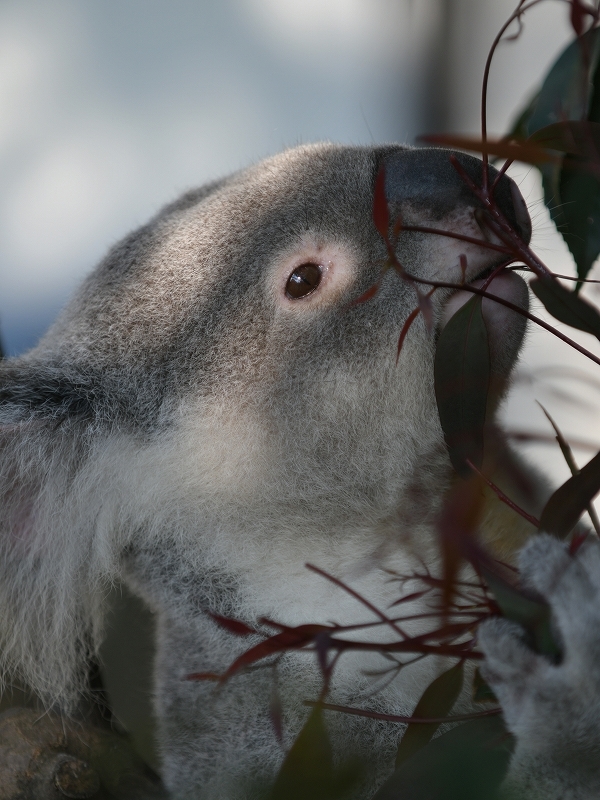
[[479, 566, 559, 660], [472, 667, 498, 705], [395, 662, 464, 768], [434, 296, 490, 477], [269, 707, 334, 800], [421, 121, 600, 165], [558, 157, 600, 284], [538, 403, 580, 474], [563, 31, 600, 283], [539, 448, 600, 537], [373, 716, 512, 800], [525, 28, 600, 135], [538, 403, 600, 536], [513, 29, 600, 284], [270, 707, 362, 800], [529, 120, 600, 158], [506, 90, 540, 141], [418, 133, 558, 165], [530, 275, 600, 338]]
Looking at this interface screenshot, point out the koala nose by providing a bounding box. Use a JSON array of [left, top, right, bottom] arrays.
[[382, 148, 531, 244]]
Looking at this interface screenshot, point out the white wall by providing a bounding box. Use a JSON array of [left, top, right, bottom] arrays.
[[0, 0, 442, 355]]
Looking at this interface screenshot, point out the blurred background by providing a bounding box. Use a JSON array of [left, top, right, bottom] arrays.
[[0, 3, 598, 496]]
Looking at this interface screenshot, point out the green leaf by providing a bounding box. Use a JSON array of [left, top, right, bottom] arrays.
[[419, 133, 558, 165], [525, 29, 600, 136], [557, 159, 600, 284], [481, 566, 559, 660], [434, 296, 490, 478], [472, 667, 498, 705], [519, 31, 600, 284], [269, 707, 333, 800], [538, 403, 600, 535], [508, 100, 536, 141], [530, 276, 600, 338], [529, 120, 600, 157], [561, 45, 600, 284], [586, 31, 600, 125], [506, 90, 540, 141], [537, 153, 600, 285], [395, 662, 464, 768], [539, 448, 600, 538], [373, 716, 512, 800], [538, 403, 580, 475], [269, 707, 361, 800]]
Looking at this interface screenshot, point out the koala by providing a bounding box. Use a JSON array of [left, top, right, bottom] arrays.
[[0, 142, 598, 799]]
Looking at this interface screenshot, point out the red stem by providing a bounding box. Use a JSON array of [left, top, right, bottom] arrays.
[[308, 701, 501, 725], [399, 225, 511, 254], [480, 0, 548, 189], [400, 271, 600, 368], [466, 459, 541, 527], [306, 563, 408, 640]]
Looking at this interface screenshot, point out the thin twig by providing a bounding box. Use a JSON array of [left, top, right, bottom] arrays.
[[466, 459, 540, 527], [306, 563, 409, 639], [306, 700, 501, 725]]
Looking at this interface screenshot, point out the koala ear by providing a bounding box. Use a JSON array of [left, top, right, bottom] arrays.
[[0, 360, 110, 711], [0, 362, 101, 425]]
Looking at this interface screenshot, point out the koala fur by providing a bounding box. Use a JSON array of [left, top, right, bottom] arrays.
[[0, 142, 597, 798], [480, 534, 600, 800]]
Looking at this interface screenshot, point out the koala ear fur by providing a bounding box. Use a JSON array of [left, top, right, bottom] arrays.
[[0, 364, 101, 425], [0, 362, 116, 710]]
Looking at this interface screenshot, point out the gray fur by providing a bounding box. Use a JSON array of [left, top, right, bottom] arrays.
[[479, 534, 600, 799], [0, 142, 589, 797]]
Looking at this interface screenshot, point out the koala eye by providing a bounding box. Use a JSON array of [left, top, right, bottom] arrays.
[[285, 263, 323, 299]]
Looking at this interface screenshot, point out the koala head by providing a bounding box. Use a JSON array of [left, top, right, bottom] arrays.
[[0, 143, 530, 710]]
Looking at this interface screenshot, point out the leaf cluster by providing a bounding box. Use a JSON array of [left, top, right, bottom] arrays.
[[193, 4, 600, 798]]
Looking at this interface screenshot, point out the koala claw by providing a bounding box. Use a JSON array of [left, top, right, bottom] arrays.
[[479, 534, 600, 800]]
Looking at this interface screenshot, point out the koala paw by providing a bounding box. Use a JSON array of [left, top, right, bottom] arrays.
[[478, 534, 600, 799]]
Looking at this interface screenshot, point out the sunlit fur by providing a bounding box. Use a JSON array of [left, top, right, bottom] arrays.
[[0, 144, 550, 797]]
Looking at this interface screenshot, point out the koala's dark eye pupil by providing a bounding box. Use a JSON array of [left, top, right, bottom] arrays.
[[285, 263, 323, 299]]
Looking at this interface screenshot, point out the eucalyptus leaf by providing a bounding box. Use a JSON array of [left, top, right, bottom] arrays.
[[434, 296, 490, 478], [506, 90, 539, 141], [539, 448, 600, 538], [558, 158, 600, 284], [269, 707, 361, 800], [373, 716, 512, 800], [525, 29, 600, 135], [480, 567, 559, 660], [395, 662, 464, 768], [269, 706, 334, 800], [472, 667, 498, 705], [518, 30, 600, 284], [529, 120, 600, 157], [530, 276, 600, 338]]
